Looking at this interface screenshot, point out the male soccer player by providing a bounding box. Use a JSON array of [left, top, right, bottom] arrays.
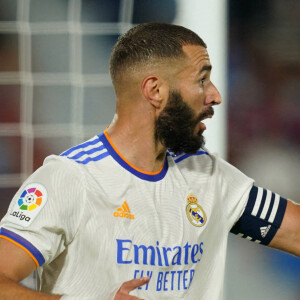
[[0, 23, 299, 300]]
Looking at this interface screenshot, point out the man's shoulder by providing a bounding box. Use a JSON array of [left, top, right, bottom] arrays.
[[167, 147, 214, 165], [58, 134, 109, 166], [166, 147, 216, 180]]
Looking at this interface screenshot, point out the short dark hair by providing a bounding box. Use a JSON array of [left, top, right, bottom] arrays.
[[109, 23, 206, 84]]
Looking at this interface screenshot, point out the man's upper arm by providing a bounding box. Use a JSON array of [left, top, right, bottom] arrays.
[[230, 183, 300, 257], [0, 235, 36, 282], [230, 185, 287, 245], [269, 200, 300, 256]]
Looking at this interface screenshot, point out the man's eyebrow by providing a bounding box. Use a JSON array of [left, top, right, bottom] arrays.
[[200, 65, 212, 73]]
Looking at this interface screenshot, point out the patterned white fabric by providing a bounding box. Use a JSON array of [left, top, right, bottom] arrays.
[[0, 132, 254, 299]]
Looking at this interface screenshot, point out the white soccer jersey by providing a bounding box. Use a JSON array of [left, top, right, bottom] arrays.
[[0, 131, 286, 299]]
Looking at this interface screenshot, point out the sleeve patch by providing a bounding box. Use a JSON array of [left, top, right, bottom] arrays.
[[0, 227, 45, 267], [6, 183, 48, 228], [230, 185, 287, 245]]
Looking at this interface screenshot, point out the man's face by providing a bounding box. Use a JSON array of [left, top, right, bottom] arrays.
[[155, 45, 221, 154]]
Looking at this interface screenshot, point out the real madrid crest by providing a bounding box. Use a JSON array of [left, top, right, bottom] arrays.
[[186, 193, 207, 227]]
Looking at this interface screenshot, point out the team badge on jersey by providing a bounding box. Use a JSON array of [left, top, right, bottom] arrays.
[[7, 183, 48, 227], [186, 193, 207, 227]]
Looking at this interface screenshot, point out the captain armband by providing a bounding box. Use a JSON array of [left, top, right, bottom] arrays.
[[230, 185, 287, 245]]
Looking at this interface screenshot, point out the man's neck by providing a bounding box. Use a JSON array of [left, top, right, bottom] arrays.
[[105, 120, 167, 173]]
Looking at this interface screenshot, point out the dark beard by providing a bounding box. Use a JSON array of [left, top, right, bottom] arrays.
[[155, 91, 213, 154]]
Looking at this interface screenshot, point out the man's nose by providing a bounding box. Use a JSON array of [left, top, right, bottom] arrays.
[[205, 82, 222, 106]]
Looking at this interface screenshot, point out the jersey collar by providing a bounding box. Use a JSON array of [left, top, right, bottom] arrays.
[[98, 131, 168, 182]]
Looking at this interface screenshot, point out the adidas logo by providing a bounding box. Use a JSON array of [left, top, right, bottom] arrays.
[[260, 225, 271, 238], [113, 201, 135, 219]]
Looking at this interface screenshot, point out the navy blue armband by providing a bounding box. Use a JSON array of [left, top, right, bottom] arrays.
[[230, 186, 287, 245]]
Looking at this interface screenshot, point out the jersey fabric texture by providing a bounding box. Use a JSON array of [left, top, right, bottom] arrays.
[[0, 132, 287, 299]]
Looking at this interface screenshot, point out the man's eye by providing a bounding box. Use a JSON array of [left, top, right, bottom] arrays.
[[199, 78, 206, 85]]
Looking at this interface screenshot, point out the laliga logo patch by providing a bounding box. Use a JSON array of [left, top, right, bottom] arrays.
[[18, 186, 43, 211], [186, 193, 207, 227], [8, 183, 48, 227]]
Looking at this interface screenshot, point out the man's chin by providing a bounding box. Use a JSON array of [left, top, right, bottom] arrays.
[[168, 135, 205, 155]]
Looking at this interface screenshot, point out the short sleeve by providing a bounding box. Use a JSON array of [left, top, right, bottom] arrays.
[[213, 155, 255, 231], [0, 156, 86, 267]]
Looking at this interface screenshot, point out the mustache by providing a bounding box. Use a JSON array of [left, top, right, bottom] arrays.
[[196, 106, 214, 122]]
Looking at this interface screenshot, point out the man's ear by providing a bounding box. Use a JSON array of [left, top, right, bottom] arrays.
[[141, 75, 168, 109]]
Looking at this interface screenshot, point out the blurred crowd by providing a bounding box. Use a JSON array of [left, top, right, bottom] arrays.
[[226, 1, 300, 298], [228, 0, 300, 200]]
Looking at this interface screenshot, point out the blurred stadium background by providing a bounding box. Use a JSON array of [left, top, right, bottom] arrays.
[[0, 0, 299, 299]]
